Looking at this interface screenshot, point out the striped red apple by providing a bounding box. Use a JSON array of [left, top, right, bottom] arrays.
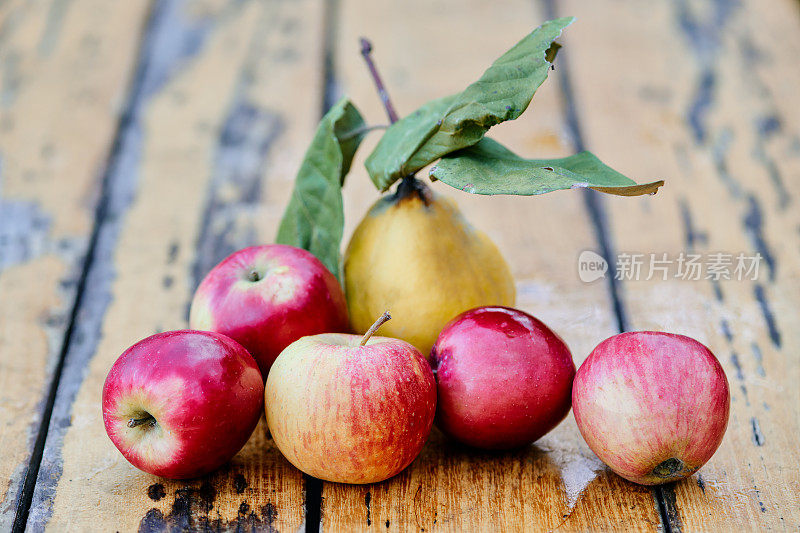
[[265, 313, 436, 483], [572, 331, 730, 485]]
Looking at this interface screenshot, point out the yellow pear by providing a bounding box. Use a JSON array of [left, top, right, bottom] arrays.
[[344, 179, 516, 357]]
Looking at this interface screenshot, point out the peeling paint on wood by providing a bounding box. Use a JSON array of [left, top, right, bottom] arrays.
[[191, 98, 284, 291], [0, 0, 152, 529], [559, 0, 800, 529], [322, 0, 664, 529], [27, 2, 220, 528], [2, 0, 799, 530], [23, 0, 321, 529]]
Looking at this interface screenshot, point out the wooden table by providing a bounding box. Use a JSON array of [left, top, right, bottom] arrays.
[[1, 0, 798, 531]]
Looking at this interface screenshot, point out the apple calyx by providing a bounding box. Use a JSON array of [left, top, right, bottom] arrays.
[[652, 457, 686, 479], [360, 311, 391, 346], [127, 413, 157, 429], [247, 269, 263, 282]]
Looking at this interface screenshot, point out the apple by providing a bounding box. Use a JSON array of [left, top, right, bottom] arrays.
[[189, 244, 349, 377], [102, 330, 264, 479], [572, 331, 730, 485], [265, 313, 436, 484], [430, 306, 575, 449]]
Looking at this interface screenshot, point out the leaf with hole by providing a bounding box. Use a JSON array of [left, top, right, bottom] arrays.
[[429, 137, 664, 196], [276, 97, 365, 280], [365, 16, 575, 191]]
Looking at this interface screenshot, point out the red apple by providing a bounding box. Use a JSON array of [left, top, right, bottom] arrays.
[[189, 244, 349, 377], [102, 330, 264, 479], [430, 306, 575, 449], [265, 313, 436, 484], [572, 331, 730, 485]]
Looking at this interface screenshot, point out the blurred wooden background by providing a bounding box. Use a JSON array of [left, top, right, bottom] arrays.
[[0, 0, 798, 531]]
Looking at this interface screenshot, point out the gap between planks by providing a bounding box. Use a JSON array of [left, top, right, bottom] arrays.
[[9, 0, 685, 531], [9, 1, 163, 531], [314, 0, 683, 530], [545, 0, 681, 531], [26, 0, 316, 530], [303, 0, 342, 529]]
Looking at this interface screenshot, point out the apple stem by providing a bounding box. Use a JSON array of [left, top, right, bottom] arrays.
[[360, 311, 391, 346], [128, 414, 156, 429], [359, 38, 399, 124]]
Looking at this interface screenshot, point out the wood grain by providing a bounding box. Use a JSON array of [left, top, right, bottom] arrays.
[[0, 0, 150, 528], [25, 0, 326, 530], [2, 0, 797, 530], [322, 0, 666, 530], [559, 0, 800, 529]]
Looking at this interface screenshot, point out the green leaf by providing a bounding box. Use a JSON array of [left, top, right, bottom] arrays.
[[364, 95, 456, 191], [365, 17, 575, 191], [429, 137, 664, 196], [276, 97, 366, 280]]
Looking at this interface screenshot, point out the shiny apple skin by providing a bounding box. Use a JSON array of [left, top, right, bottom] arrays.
[[431, 306, 576, 450], [265, 334, 436, 484], [189, 244, 349, 377], [573, 331, 730, 485], [102, 330, 264, 479]]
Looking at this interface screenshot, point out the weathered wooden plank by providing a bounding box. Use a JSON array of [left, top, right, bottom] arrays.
[[559, 0, 800, 529], [27, 0, 326, 530], [322, 0, 665, 530], [0, 1, 151, 529]]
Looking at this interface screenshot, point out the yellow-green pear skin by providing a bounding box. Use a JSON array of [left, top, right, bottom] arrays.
[[344, 184, 516, 357]]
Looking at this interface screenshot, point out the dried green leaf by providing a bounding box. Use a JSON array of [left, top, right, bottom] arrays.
[[276, 97, 365, 280], [430, 137, 664, 196], [363, 95, 456, 190], [365, 17, 575, 191]]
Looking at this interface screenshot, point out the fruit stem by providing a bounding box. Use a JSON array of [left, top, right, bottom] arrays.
[[359, 38, 423, 192], [394, 173, 431, 205], [359, 38, 399, 124], [360, 311, 391, 346], [128, 414, 156, 429], [339, 124, 388, 141]]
